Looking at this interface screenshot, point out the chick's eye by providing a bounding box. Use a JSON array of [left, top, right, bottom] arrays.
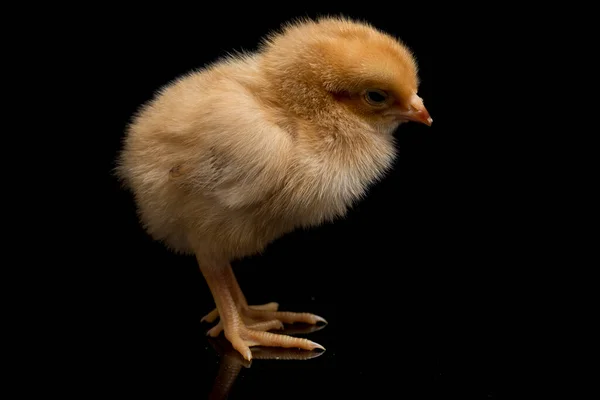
[[364, 89, 389, 105]]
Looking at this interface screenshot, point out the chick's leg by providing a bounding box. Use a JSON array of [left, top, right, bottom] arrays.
[[204, 265, 284, 338], [200, 263, 279, 323], [198, 257, 324, 361], [202, 262, 326, 338]]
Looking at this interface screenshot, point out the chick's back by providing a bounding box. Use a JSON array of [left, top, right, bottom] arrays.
[[117, 56, 295, 258]]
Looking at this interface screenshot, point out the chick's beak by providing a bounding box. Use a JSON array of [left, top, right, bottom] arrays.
[[396, 94, 433, 126]]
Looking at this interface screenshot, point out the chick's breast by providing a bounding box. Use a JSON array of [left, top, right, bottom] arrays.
[[118, 59, 298, 259]]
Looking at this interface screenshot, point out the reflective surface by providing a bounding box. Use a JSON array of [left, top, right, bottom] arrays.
[[91, 8, 514, 397], [95, 281, 507, 398], [206, 327, 327, 399]]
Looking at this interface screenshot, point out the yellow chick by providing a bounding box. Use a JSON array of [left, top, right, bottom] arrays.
[[116, 16, 432, 361]]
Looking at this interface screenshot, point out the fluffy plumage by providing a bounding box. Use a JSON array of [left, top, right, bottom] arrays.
[[116, 16, 431, 360]]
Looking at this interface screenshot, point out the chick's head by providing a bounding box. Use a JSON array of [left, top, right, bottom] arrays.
[[260, 17, 432, 135]]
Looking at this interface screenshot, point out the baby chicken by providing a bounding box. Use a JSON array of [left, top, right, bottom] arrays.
[[116, 16, 432, 361]]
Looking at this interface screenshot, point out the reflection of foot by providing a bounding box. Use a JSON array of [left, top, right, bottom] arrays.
[[250, 345, 326, 361], [277, 322, 328, 336], [207, 336, 325, 400], [208, 335, 326, 364], [207, 337, 249, 400]]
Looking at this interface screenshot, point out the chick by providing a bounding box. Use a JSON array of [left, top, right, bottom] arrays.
[[116, 16, 432, 361]]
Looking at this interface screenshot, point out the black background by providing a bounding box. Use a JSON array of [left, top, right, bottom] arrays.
[[80, 6, 526, 398]]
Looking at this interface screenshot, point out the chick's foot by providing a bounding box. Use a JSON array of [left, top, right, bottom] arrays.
[[204, 302, 326, 361], [201, 302, 279, 323], [226, 323, 325, 362], [206, 317, 283, 337], [198, 260, 326, 361], [246, 307, 327, 325], [205, 304, 327, 337]]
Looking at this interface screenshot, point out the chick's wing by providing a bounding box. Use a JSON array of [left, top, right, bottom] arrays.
[[202, 129, 288, 210], [180, 98, 292, 211]]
